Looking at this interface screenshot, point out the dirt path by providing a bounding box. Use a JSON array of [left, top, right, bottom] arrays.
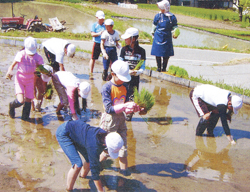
[[94, 3, 248, 31]]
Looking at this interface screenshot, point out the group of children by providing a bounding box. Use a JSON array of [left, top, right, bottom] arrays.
[[5, 9, 147, 192], [90, 10, 146, 121], [5, 7, 244, 192]]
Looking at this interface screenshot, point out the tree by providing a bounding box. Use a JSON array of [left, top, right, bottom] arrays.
[[233, 0, 250, 21]]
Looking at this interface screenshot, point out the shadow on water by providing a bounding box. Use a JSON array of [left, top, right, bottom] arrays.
[[213, 127, 250, 140], [131, 162, 188, 178]]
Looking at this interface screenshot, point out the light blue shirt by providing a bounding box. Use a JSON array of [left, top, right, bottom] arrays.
[[91, 22, 106, 43]]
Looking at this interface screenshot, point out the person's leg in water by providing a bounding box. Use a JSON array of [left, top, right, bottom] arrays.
[[9, 93, 24, 118], [206, 112, 220, 137], [196, 117, 209, 136], [156, 56, 162, 72], [162, 56, 169, 72]]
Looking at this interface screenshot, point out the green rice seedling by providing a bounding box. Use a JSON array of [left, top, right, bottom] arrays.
[[176, 68, 189, 79], [36, 65, 51, 76], [173, 28, 180, 38], [134, 60, 145, 70], [168, 65, 179, 75], [44, 83, 53, 100], [133, 87, 155, 114]]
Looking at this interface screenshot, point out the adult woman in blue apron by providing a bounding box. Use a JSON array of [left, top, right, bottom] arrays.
[[151, 0, 179, 72]]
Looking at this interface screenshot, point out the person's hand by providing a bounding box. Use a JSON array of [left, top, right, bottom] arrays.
[[5, 70, 13, 80], [129, 70, 137, 76], [103, 52, 109, 60], [124, 102, 140, 114], [173, 35, 177, 39]]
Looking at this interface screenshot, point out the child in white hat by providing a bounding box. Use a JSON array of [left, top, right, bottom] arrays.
[[5, 36, 44, 121], [119, 27, 146, 121], [99, 60, 143, 176], [89, 10, 106, 74], [42, 38, 76, 72], [52, 71, 91, 120], [56, 120, 124, 191], [100, 19, 121, 81]]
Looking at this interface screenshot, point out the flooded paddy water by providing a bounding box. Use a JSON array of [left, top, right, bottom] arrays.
[[0, 44, 250, 192]]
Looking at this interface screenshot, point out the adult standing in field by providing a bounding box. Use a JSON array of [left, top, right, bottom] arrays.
[[42, 38, 76, 72], [151, 0, 178, 72], [89, 10, 106, 74]]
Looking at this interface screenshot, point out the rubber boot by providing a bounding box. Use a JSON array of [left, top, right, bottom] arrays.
[[156, 57, 161, 72], [102, 69, 108, 81], [162, 57, 169, 72], [21, 102, 32, 121], [9, 99, 23, 118]]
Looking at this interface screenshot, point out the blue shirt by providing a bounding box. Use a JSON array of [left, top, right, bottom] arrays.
[[65, 120, 106, 180], [91, 22, 106, 43]]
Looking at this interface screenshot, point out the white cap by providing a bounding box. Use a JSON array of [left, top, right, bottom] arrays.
[[111, 60, 131, 82], [121, 27, 139, 39], [41, 65, 53, 82], [67, 44, 76, 57], [105, 132, 124, 159], [95, 10, 105, 19], [24, 37, 37, 55], [231, 95, 243, 114], [157, 0, 170, 12], [79, 82, 91, 99], [104, 19, 114, 26]]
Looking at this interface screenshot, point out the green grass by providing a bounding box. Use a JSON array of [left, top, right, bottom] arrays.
[[147, 65, 250, 97], [190, 76, 250, 97], [138, 4, 239, 22]]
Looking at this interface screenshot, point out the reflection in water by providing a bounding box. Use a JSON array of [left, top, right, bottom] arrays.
[[185, 137, 234, 182], [5, 119, 58, 191], [145, 86, 172, 146]]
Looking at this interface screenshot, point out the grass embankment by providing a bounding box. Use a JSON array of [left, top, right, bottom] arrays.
[[147, 65, 250, 97]]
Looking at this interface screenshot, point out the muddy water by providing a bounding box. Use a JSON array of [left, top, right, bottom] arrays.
[[0, 44, 250, 192]]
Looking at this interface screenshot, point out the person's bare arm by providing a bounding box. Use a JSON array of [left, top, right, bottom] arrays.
[[6, 60, 18, 79]]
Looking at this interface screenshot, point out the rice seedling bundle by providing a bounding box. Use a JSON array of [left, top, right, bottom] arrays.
[[133, 87, 155, 115], [134, 60, 145, 70], [36, 65, 51, 76], [44, 83, 53, 100], [172, 28, 180, 38]]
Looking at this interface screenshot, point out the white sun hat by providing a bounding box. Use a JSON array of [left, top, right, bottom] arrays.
[[231, 95, 243, 114], [105, 132, 124, 159], [96, 10, 105, 19], [67, 44, 76, 57], [24, 36, 37, 55], [111, 60, 131, 82], [41, 65, 53, 82], [79, 82, 91, 99], [121, 27, 139, 39], [104, 19, 114, 26]]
